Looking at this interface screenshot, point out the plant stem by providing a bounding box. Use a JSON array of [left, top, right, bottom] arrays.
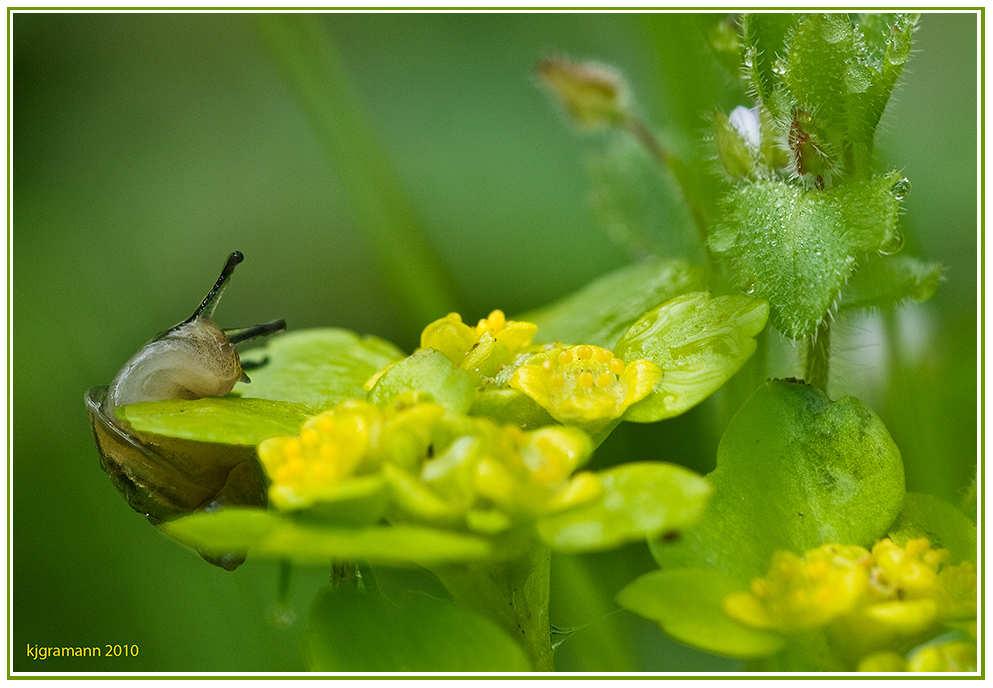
[[804, 318, 831, 391], [431, 546, 555, 671], [253, 14, 462, 335]]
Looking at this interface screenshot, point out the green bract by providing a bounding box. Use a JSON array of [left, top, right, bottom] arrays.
[[524, 257, 703, 348], [537, 462, 711, 552], [118, 397, 315, 446], [650, 380, 905, 580], [163, 508, 494, 567], [235, 328, 406, 409], [616, 567, 785, 659], [614, 292, 769, 421]]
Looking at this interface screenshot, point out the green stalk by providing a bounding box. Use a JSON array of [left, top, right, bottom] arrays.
[[253, 14, 461, 334], [804, 318, 831, 391], [431, 545, 555, 671], [549, 553, 634, 671]]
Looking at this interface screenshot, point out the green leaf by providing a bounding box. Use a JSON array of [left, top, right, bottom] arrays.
[[522, 258, 703, 349], [303, 588, 532, 671], [740, 13, 801, 116], [537, 462, 711, 552], [162, 508, 494, 567], [709, 173, 903, 338], [651, 380, 905, 580], [848, 13, 919, 166], [784, 14, 855, 145], [368, 348, 476, 414], [236, 328, 406, 410], [888, 492, 977, 566], [118, 397, 314, 445], [617, 568, 785, 659], [614, 292, 769, 422], [840, 254, 942, 311]]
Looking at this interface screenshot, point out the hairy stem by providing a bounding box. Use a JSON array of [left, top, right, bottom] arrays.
[[804, 319, 831, 391]]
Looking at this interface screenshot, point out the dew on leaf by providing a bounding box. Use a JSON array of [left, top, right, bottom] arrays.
[[891, 177, 912, 200], [878, 231, 905, 256]]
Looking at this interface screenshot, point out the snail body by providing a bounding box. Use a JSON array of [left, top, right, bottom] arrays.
[[85, 251, 285, 570]]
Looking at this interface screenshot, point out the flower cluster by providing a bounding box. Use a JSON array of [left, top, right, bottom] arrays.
[[421, 309, 539, 379], [509, 344, 662, 426], [258, 393, 601, 531], [415, 309, 664, 431], [723, 538, 977, 670], [258, 400, 385, 510]]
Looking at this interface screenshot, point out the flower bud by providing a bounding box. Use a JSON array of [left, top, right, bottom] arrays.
[[537, 56, 629, 130]]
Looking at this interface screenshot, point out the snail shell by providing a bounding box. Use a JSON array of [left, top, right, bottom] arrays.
[[85, 251, 285, 570]]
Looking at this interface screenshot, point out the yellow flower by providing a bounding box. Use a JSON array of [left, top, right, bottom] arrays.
[[508, 344, 662, 426], [258, 400, 384, 509], [724, 538, 978, 667], [420, 310, 538, 378], [906, 639, 977, 672], [419, 417, 600, 523], [724, 544, 871, 631]]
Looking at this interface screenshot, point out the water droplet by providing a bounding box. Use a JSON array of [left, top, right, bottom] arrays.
[[772, 59, 787, 76], [891, 177, 912, 200], [878, 230, 905, 256]]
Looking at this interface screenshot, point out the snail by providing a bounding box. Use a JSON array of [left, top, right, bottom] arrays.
[[85, 251, 285, 570]]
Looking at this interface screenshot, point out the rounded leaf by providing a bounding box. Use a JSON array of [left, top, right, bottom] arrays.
[[615, 292, 769, 421], [652, 380, 905, 580], [537, 462, 711, 552], [617, 568, 785, 659]]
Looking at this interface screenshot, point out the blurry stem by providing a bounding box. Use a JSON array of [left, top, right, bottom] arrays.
[[804, 319, 831, 391], [549, 553, 634, 671], [431, 546, 554, 671], [253, 14, 461, 335], [278, 559, 293, 605], [623, 114, 710, 247], [623, 115, 666, 166]]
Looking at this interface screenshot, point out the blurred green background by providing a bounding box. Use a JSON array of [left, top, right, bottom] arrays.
[[12, 12, 977, 672]]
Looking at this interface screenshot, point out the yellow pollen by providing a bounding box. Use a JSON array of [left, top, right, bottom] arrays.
[[542, 358, 555, 371], [310, 462, 328, 481], [317, 415, 336, 434], [319, 443, 336, 462], [609, 357, 625, 375], [578, 371, 594, 387], [595, 373, 614, 388], [558, 350, 575, 365], [482, 310, 506, 330], [301, 428, 320, 447], [595, 348, 613, 363], [576, 345, 593, 360], [282, 438, 302, 459], [550, 372, 565, 387]]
